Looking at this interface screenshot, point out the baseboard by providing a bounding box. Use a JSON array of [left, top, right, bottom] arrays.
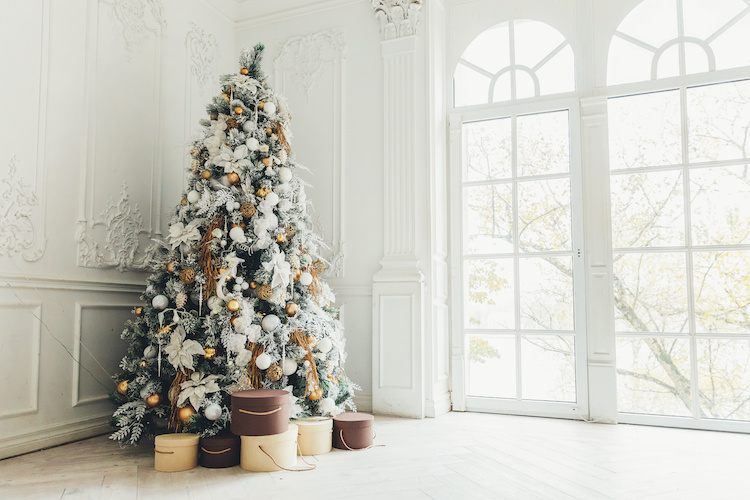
[[0, 414, 112, 460], [425, 392, 452, 418], [354, 394, 372, 413]]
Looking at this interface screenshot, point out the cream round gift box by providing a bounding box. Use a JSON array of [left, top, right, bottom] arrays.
[[154, 433, 199, 472], [240, 424, 298, 472], [293, 417, 333, 456]]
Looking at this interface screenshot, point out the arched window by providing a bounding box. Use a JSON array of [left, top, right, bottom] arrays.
[[453, 19, 575, 107]]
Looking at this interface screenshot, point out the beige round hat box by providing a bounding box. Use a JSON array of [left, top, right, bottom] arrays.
[[294, 417, 333, 456], [240, 424, 299, 472], [154, 433, 199, 472]]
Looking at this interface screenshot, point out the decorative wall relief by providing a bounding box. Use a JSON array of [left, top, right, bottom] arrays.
[[274, 30, 347, 277], [100, 0, 167, 52], [274, 29, 346, 100], [371, 0, 423, 40], [186, 23, 218, 96], [77, 184, 157, 272], [0, 157, 40, 261]]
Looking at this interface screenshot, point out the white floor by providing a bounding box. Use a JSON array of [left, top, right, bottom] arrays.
[[1, 412, 749, 499]]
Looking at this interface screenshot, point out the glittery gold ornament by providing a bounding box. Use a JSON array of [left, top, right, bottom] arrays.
[[134, 307, 144, 316], [179, 268, 196, 284], [227, 172, 240, 184], [293, 268, 302, 281], [175, 292, 188, 309], [139, 360, 147, 367], [265, 127, 273, 136], [308, 388, 323, 400], [261, 157, 272, 167], [240, 68, 249, 75], [201, 170, 211, 179], [257, 284, 273, 301], [117, 380, 128, 395], [181, 198, 188, 205], [227, 299, 240, 312], [249, 281, 258, 289], [226, 117, 238, 129], [221, 93, 230, 102], [178, 406, 196, 422], [256, 187, 270, 198], [234, 106, 243, 115], [146, 394, 161, 407], [240, 203, 256, 218], [285, 226, 295, 239], [191, 159, 201, 172], [204, 347, 216, 360], [307, 335, 317, 348], [266, 364, 282, 381], [285, 302, 299, 316], [166, 261, 176, 273], [276, 233, 285, 243], [312, 260, 326, 275], [158, 325, 172, 335]]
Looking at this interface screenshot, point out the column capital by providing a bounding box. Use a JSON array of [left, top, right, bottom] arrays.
[[371, 0, 423, 41]]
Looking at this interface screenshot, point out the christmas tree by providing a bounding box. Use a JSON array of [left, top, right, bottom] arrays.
[[110, 44, 357, 445]]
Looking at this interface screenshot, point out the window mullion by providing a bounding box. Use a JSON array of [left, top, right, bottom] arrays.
[[511, 112, 522, 400]]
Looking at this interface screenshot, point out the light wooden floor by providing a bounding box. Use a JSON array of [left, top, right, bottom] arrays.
[[1, 412, 749, 499]]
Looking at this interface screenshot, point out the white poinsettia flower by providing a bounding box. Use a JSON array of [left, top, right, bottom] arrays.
[[262, 251, 292, 290], [168, 220, 202, 250], [163, 326, 204, 373], [210, 114, 229, 135], [177, 372, 221, 410], [215, 145, 252, 174]]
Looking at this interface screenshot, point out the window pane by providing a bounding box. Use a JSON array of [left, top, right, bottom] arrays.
[[683, 42, 710, 75], [682, 0, 746, 40], [710, 13, 750, 71], [616, 0, 678, 49], [697, 338, 750, 420], [609, 91, 682, 169], [616, 337, 692, 417], [611, 170, 685, 248], [464, 184, 513, 254], [693, 251, 750, 334], [656, 44, 680, 80], [515, 70, 536, 100], [613, 252, 688, 333], [464, 258, 515, 329], [519, 257, 574, 331], [690, 166, 750, 246], [464, 118, 512, 181], [521, 335, 576, 402], [518, 178, 571, 252], [513, 19, 565, 69], [460, 25, 510, 74], [454, 63, 490, 107], [607, 36, 653, 86], [536, 46, 575, 96], [491, 72, 512, 103], [467, 335, 516, 398], [688, 80, 750, 162], [517, 111, 570, 177]]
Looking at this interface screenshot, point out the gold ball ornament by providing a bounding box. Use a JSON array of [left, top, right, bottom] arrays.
[[307, 335, 317, 348], [146, 394, 161, 407], [276, 233, 285, 243], [312, 260, 326, 275], [179, 267, 196, 284], [293, 268, 302, 281], [166, 261, 176, 273], [134, 307, 144, 316], [240, 68, 249, 75], [117, 380, 128, 395], [266, 363, 282, 382], [201, 170, 211, 179], [240, 203, 256, 218], [261, 157, 272, 167], [308, 388, 323, 401], [249, 281, 258, 289], [181, 198, 188, 205], [204, 347, 216, 360], [178, 406, 196, 423], [256, 187, 270, 198], [259, 101, 267, 110], [227, 172, 240, 185], [285, 302, 299, 316], [221, 93, 230, 102], [257, 284, 273, 301], [227, 299, 240, 312], [265, 127, 273, 136], [234, 106, 243, 115]]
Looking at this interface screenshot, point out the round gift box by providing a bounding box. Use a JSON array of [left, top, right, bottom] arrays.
[[240, 424, 298, 472], [154, 433, 199, 472], [231, 389, 289, 436], [293, 417, 333, 456], [333, 413, 375, 450], [199, 433, 241, 468]]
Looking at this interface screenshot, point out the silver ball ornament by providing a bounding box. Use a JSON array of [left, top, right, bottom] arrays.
[[152, 294, 169, 310], [204, 403, 222, 421]]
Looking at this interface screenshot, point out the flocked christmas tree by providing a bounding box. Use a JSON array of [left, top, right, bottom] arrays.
[[110, 44, 357, 445]]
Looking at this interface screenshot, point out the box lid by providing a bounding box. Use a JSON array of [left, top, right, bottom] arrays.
[[293, 416, 333, 430], [155, 433, 199, 447], [333, 412, 374, 429], [200, 432, 239, 449], [231, 389, 289, 407]]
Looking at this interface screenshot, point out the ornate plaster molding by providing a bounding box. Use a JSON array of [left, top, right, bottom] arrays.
[[274, 28, 346, 100], [0, 157, 42, 262], [186, 23, 218, 96], [101, 0, 167, 52], [371, 0, 423, 40], [77, 184, 157, 272]]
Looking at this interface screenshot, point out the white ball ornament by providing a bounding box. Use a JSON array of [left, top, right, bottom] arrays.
[[220, 175, 232, 188], [144, 345, 157, 358], [207, 296, 222, 310], [246, 137, 259, 150], [320, 397, 336, 414], [243, 121, 256, 133], [317, 338, 333, 354], [282, 357, 298, 376], [236, 277, 244, 284], [265, 192, 279, 206], [261, 314, 280, 332], [234, 284, 242, 292], [242, 282, 249, 290], [152, 294, 168, 310], [234, 202, 241, 210], [204, 403, 222, 421], [220, 240, 227, 247], [263, 102, 276, 115], [255, 352, 272, 370], [226, 200, 235, 212], [187, 190, 201, 203], [232, 316, 246, 332], [299, 272, 313, 286], [278, 167, 292, 184], [229, 226, 246, 242]]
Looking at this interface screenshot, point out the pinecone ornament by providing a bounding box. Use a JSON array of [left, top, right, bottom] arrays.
[[175, 292, 188, 309]]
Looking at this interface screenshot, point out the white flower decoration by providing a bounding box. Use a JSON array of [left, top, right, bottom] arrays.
[[262, 250, 292, 290], [163, 326, 205, 373], [177, 372, 221, 410], [209, 114, 229, 136], [214, 145, 251, 174], [168, 220, 202, 250]]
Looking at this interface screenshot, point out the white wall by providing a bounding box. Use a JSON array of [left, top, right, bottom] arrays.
[[0, 0, 236, 459]]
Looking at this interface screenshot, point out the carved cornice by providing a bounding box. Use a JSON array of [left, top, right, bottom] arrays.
[[371, 0, 423, 40], [186, 23, 218, 95]]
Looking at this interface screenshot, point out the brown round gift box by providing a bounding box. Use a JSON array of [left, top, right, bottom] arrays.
[[332, 412, 375, 450], [231, 389, 289, 436], [199, 432, 240, 468]]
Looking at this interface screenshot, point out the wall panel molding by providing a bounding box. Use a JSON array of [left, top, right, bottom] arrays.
[[100, 0, 167, 53], [0, 275, 144, 293], [236, 0, 361, 29], [0, 303, 42, 420], [186, 22, 218, 96]]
